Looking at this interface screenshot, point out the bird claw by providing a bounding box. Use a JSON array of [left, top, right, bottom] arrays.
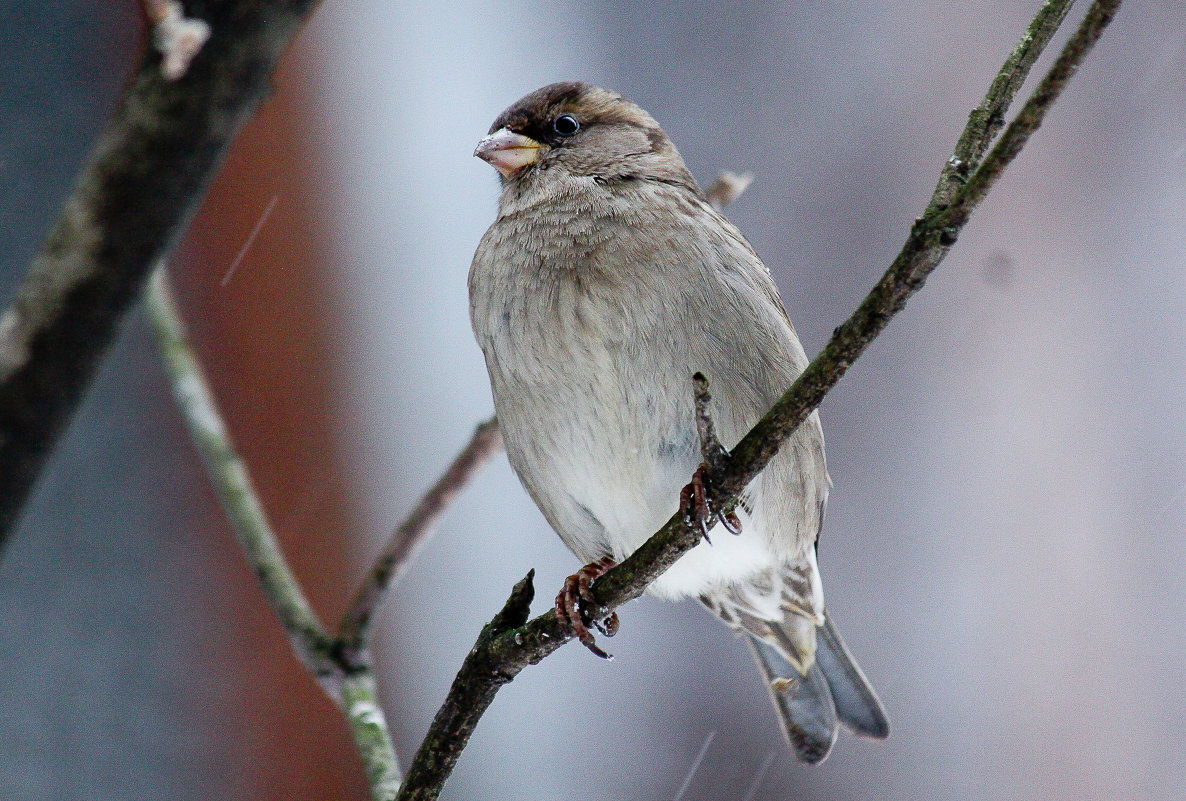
[[721, 510, 743, 536], [555, 556, 619, 659], [680, 463, 743, 545]]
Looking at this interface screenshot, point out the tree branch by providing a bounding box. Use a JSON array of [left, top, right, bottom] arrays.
[[145, 270, 336, 674], [147, 272, 509, 800], [144, 269, 403, 800], [338, 416, 503, 657], [0, 0, 319, 558], [703, 171, 755, 211], [394, 1, 1121, 798], [720, 0, 1122, 501], [931, 0, 1076, 209]]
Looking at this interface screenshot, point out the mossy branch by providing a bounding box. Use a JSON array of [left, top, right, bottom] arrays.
[[0, 0, 319, 557], [145, 269, 403, 800]]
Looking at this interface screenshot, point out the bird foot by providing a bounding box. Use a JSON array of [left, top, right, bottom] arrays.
[[680, 463, 743, 545], [555, 556, 620, 659]]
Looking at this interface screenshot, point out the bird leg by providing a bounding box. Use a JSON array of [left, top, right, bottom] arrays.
[[555, 556, 619, 659], [680, 464, 743, 544], [684, 373, 744, 542]]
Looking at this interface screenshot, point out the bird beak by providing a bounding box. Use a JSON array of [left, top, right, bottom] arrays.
[[474, 128, 542, 177]]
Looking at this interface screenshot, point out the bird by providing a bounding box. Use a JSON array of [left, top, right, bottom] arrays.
[[468, 81, 888, 763]]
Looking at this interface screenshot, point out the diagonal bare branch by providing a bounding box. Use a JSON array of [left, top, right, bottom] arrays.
[[338, 417, 503, 656], [144, 268, 403, 800], [145, 269, 336, 674], [931, 0, 1078, 209]]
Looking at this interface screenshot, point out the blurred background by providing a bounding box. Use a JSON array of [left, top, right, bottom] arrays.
[[2, 0, 1185, 799]]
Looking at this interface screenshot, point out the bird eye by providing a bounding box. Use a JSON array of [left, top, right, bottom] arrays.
[[552, 115, 580, 137]]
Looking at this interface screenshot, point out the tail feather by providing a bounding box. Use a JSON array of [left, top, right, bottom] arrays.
[[744, 613, 887, 763], [701, 556, 887, 763], [745, 635, 837, 763], [816, 614, 889, 739]]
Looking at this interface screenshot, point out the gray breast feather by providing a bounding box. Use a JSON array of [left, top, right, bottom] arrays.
[[469, 177, 828, 572]]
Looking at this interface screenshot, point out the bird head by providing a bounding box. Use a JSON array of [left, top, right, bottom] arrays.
[[474, 82, 698, 193]]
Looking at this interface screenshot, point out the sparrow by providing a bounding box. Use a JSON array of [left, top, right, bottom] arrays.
[[468, 82, 888, 763]]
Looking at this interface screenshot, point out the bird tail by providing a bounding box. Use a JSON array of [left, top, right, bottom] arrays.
[[744, 613, 888, 763]]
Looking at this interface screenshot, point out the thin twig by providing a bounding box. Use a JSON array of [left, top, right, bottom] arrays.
[[931, 0, 1076, 209], [394, 571, 536, 801], [144, 269, 403, 800], [716, 0, 1122, 505], [942, 0, 1121, 226], [340, 673, 405, 801], [145, 269, 334, 674], [394, 3, 1121, 798], [338, 416, 503, 656]]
